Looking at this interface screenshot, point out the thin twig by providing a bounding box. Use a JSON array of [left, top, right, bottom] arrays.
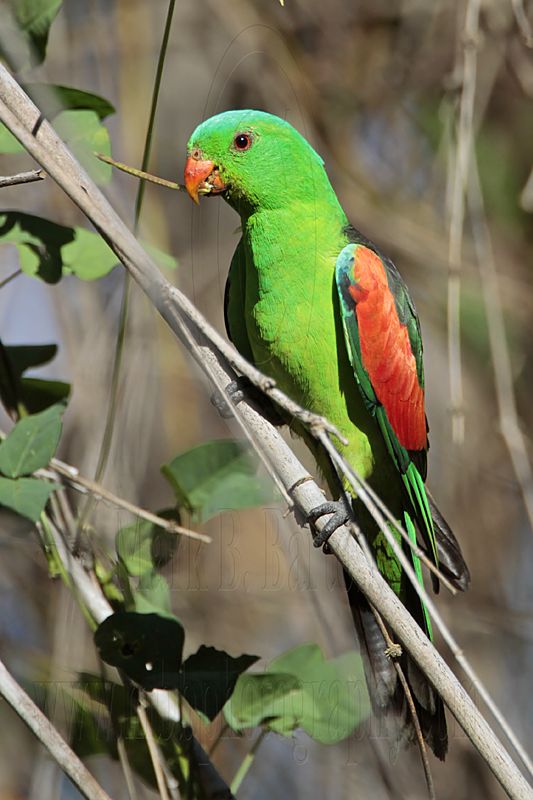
[[0, 267, 22, 289], [85, 0, 177, 535], [230, 730, 267, 795], [137, 697, 176, 800], [0, 658, 113, 800], [96, 153, 182, 191], [0, 168, 44, 187], [46, 456, 211, 543], [468, 157, 533, 533], [447, 0, 481, 444], [1, 69, 531, 800], [511, 0, 533, 46]]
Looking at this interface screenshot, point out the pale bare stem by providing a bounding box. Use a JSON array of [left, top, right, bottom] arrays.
[[511, 0, 533, 46], [319, 431, 533, 782], [1, 68, 532, 800], [468, 158, 533, 532], [447, 0, 481, 444], [45, 456, 211, 543], [117, 737, 140, 800], [0, 168, 44, 187], [137, 697, 179, 800], [0, 658, 113, 800]]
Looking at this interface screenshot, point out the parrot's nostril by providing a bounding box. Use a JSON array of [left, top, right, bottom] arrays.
[[191, 148, 202, 160]]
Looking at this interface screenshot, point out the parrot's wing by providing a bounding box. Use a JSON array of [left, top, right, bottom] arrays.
[[335, 241, 439, 606]]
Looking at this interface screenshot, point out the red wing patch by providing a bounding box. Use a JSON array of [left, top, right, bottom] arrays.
[[351, 246, 427, 451]]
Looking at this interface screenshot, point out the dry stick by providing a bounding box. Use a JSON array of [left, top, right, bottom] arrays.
[[96, 153, 183, 191], [46, 456, 211, 543], [0, 168, 44, 187], [0, 267, 22, 289], [136, 698, 175, 800], [0, 69, 531, 800], [468, 160, 533, 533], [0, 658, 113, 800], [511, 0, 533, 46], [447, 0, 481, 445], [320, 432, 533, 781]]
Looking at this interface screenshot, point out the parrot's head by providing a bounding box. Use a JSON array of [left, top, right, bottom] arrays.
[[184, 109, 325, 214]]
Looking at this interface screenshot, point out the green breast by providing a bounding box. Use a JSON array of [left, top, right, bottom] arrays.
[[235, 204, 389, 488]]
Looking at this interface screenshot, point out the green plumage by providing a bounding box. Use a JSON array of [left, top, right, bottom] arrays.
[[187, 109, 469, 759]]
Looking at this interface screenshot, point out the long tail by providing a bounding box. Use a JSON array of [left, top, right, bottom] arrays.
[[345, 499, 469, 760]]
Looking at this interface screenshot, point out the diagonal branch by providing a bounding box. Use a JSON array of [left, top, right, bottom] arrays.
[[0, 65, 532, 800], [0, 657, 113, 800]]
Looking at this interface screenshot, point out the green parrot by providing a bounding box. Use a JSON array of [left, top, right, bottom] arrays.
[[184, 110, 469, 759]]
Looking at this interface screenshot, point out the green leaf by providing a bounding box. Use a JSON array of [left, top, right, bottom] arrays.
[[133, 571, 172, 616], [225, 644, 370, 744], [19, 378, 70, 414], [0, 476, 59, 521], [3, 344, 58, 376], [0, 404, 63, 478], [0, 124, 24, 154], [0, 343, 69, 416], [0, 212, 74, 283], [94, 611, 185, 691], [162, 439, 277, 523], [54, 110, 111, 184], [61, 227, 118, 280], [0, 83, 114, 155], [116, 511, 179, 577], [0, 212, 118, 283], [3, 0, 62, 69], [178, 646, 258, 721], [224, 672, 301, 735], [117, 520, 155, 577], [25, 84, 115, 120]]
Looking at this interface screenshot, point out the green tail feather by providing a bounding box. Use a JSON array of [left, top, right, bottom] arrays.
[[404, 511, 433, 640]]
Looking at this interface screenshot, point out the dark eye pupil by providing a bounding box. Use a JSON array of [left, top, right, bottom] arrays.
[[235, 134, 250, 150]]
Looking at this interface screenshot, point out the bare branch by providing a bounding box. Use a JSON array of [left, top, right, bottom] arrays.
[[0, 657, 113, 800], [0, 65, 532, 800], [137, 697, 178, 800], [47, 456, 211, 543], [447, 0, 481, 444], [0, 168, 44, 187], [468, 157, 533, 533]]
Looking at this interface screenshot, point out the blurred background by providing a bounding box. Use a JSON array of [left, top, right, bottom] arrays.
[[1, 0, 532, 797]]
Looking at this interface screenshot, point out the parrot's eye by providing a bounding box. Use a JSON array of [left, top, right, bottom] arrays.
[[233, 132, 252, 151]]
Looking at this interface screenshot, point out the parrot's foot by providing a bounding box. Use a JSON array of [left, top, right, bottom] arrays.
[[210, 380, 242, 419], [384, 643, 402, 659], [307, 500, 352, 550], [211, 377, 284, 425]]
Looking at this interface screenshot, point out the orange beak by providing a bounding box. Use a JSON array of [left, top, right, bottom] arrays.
[[184, 156, 226, 204]]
